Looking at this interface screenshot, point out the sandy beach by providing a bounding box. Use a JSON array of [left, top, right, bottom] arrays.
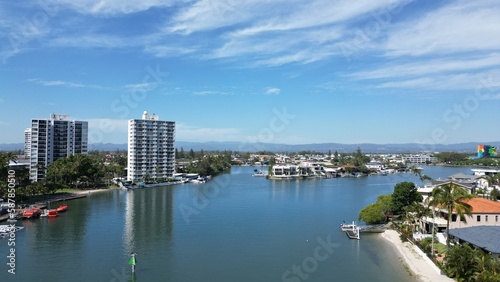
[[381, 229, 454, 282], [73, 188, 118, 195]]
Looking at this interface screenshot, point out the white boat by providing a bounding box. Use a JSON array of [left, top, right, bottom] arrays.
[[252, 169, 267, 177], [339, 221, 357, 231], [340, 221, 360, 240]]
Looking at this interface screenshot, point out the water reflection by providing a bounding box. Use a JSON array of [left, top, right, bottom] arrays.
[[123, 186, 174, 256]]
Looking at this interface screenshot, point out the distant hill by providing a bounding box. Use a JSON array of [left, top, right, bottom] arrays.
[[2, 141, 499, 153]]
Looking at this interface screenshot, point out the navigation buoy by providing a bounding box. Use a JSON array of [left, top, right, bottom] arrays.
[[129, 252, 137, 274]]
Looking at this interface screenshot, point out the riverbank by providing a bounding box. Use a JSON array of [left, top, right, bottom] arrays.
[[381, 229, 454, 282]]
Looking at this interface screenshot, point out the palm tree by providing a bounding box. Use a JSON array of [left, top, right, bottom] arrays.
[[428, 182, 474, 248], [404, 201, 431, 233]]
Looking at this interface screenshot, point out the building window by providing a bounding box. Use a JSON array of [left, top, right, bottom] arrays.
[[496, 215, 499, 222], [485, 215, 488, 222], [477, 215, 481, 222]]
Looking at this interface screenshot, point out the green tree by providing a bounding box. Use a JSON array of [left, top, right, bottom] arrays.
[[434, 152, 469, 164], [358, 194, 392, 224], [359, 203, 386, 224], [444, 243, 476, 280], [392, 182, 423, 215], [428, 183, 473, 248]]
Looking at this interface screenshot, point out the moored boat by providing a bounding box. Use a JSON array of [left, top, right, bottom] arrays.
[[339, 221, 357, 231], [340, 221, 360, 240], [23, 208, 41, 219], [47, 209, 58, 218], [56, 205, 68, 212]]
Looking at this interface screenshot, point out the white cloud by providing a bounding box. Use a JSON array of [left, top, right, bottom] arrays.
[[193, 90, 230, 96], [374, 71, 500, 90], [176, 123, 242, 142], [264, 87, 280, 95], [169, 0, 409, 65], [384, 0, 500, 57], [124, 82, 159, 91], [86, 118, 128, 143], [27, 78, 85, 88], [168, 0, 276, 35], [53, 0, 176, 16], [350, 53, 500, 80], [143, 45, 196, 58]]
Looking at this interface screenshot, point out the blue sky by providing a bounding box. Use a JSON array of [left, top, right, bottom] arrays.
[[1, 0, 499, 145]]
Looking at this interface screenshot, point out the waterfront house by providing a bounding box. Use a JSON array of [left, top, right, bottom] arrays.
[[423, 197, 500, 233], [366, 162, 385, 171], [449, 226, 500, 258]]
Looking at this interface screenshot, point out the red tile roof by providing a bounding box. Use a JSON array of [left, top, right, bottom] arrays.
[[465, 198, 500, 214]]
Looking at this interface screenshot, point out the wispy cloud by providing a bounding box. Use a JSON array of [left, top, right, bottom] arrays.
[[350, 53, 500, 80], [27, 78, 112, 90], [374, 71, 500, 90], [177, 123, 242, 142], [169, 0, 409, 66], [384, 0, 500, 57], [54, 0, 176, 16], [264, 87, 280, 95], [27, 78, 85, 88], [124, 82, 159, 91], [193, 90, 230, 96]]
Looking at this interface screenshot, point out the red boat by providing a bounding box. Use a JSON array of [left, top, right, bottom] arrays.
[[23, 208, 42, 219], [56, 205, 68, 212], [47, 209, 58, 218]]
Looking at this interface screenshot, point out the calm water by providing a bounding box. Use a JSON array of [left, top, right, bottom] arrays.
[[1, 165, 474, 282]]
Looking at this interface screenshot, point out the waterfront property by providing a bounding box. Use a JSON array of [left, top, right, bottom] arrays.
[[422, 197, 500, 233], [127, 111, 175, 182], [449, 226, 500, 258], [29, 113, 88, 182], [268, 162, 330, 179]]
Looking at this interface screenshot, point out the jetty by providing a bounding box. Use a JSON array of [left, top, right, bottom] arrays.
[[345, 226, 360, 240], [340, 221, 360, 240], [0, 193, 87, 222]]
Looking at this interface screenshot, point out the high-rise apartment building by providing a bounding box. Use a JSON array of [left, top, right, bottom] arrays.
[[29, 114, 88, 182], [24, 128, 31, 158], [127, 111, 175, 182]]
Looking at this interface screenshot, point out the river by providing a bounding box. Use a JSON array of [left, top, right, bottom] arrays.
[[1, 165, 474, 281]]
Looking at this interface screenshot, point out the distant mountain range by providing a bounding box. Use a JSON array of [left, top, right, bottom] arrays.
[[2, 141, 499, 153]]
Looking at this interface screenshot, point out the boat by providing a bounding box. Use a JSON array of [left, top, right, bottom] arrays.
[[47, 209, 58, 218], [340, 221, 360, 240], [339, 221, 357, 231], [22, 208, 41, 219], [56, 205, 68, 212], [252, 169, 267, 177]]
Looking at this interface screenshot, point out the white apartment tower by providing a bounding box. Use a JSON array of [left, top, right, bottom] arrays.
[[29, 114, 88, 182], [127, 111, 175, 182], [24, 128, 31, 158]]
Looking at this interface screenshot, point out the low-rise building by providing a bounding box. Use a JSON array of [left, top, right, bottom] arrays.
[[423, 197, 500, 232]]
